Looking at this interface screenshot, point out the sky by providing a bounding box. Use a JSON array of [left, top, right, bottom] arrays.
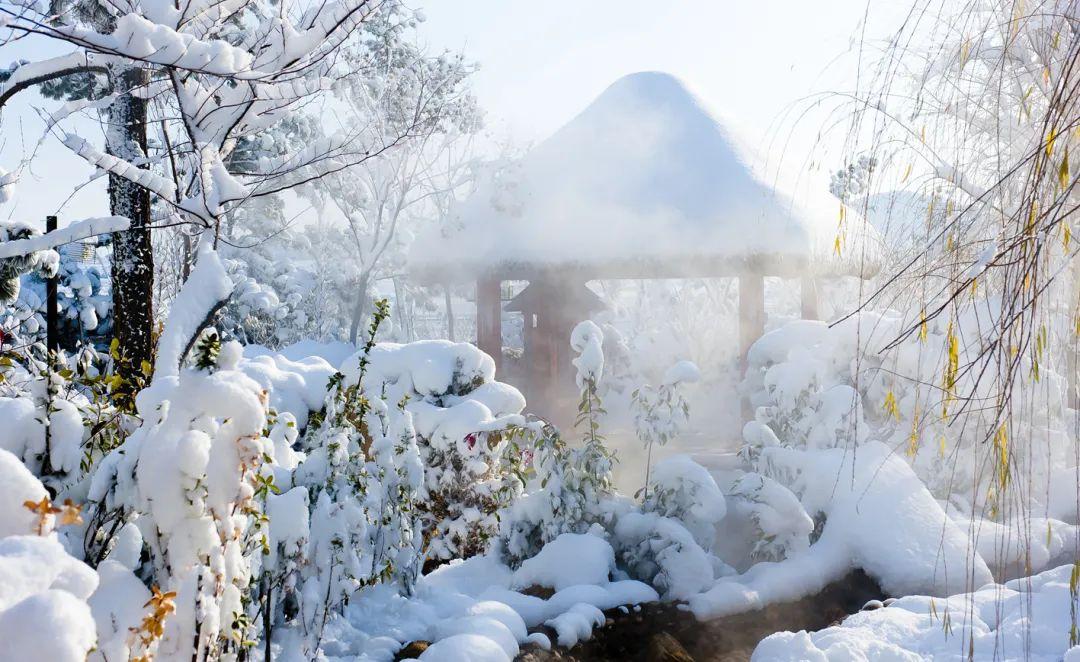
[[414, 1, 910, 186], [0, 1, 912, 226]]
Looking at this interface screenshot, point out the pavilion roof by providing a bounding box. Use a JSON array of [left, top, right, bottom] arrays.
[[410, 72, 882, 282]]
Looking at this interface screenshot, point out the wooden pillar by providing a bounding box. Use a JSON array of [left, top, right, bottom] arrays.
[[739, 274, 765, 370], [476, 277, 502, 372], [801, 274, 819, 320], [739, 273, 765, 422]]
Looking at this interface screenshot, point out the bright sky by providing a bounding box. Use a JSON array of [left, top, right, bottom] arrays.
[[0, 1, 911, 226], [415, 1, 909, 182]]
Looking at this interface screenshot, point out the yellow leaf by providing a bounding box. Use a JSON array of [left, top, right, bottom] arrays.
[[1060, 146, 1071, 190], [834, 235, 842, 256], [1065, 223, 1072, 250], [901, 163, 913, 183], [995, 424, 1010, 489], [1046, 126, 1058, 157], [883, 391, 900, 421], [919, 310, 928, 342], [959, 39, 971, 68]]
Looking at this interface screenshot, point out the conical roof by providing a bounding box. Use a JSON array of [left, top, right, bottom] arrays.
[[411, 72, 881, 281]]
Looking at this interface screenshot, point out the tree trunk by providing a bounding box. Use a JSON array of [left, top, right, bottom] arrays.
[[348, 273, 372, 345], [108, 67, 154, 376]]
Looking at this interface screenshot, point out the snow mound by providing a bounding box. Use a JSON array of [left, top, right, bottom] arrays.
[[512, 533, 615, 591], [544, 602, 606, 647], [0, 536, 98, 661], [318, 555, 656, 661], [418, 633, 511, 661]]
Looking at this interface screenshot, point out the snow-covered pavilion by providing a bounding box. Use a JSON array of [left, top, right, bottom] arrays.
[[411, 72, 881, 416]]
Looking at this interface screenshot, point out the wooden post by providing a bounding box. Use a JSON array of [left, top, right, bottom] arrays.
[[739, 274, 765, 370], [801, 274, 820, 320], [739, 273, 765, 422], [45, 215, 58, 356], [476, 277, 502, 372]]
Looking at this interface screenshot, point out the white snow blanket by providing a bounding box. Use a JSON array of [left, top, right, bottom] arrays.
[[754, 563, 1080, 661]]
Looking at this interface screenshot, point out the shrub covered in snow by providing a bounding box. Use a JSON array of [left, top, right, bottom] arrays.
[[13, 255, 112, 350], [741, 309, 1077, 579], [317, 331, 529, 563], [499, 322, 619, 567]]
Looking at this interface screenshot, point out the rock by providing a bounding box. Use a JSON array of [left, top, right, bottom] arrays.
[[646, 632, 694, 662], [520, 584, 556, 600], [395, 640, 430, 660], [861, 599, 884, 611]]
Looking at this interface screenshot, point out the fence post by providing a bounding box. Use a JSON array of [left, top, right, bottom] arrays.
[[45, 215, 58, 356]]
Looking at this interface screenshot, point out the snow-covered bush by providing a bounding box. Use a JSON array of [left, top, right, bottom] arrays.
[[631, 359, 699, 494], [499, 322, 619, 567], [744, 310, 1074, 520], [499, 421, 620, 568], [614, 511, 717, 600], [640, 455, 725, 551], [727, 471, 813, 562], [87, 332, 274, 660], [613, 455, 729, 601], [13, 255, 112, 350], [287, 300, 427, 647]]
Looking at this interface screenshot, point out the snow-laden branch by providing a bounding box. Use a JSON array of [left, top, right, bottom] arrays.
[[63, 134, 178, 201], [0, 51, 110, 110], [0, 215, 130, 259], [154, 243, 233, 378]]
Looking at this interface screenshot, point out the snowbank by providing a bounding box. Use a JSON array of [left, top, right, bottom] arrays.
[[689, 442, 992, 620]]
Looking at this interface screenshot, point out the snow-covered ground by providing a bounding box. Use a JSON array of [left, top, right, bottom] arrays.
[[756, 564, 1080, 661]]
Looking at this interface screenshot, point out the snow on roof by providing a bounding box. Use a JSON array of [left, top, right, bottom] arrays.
[[411, 72, 881, 281]]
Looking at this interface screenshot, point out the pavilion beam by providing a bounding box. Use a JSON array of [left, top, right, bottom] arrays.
[[476, 277, 502, 372], [801, 274, 819, 320]]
